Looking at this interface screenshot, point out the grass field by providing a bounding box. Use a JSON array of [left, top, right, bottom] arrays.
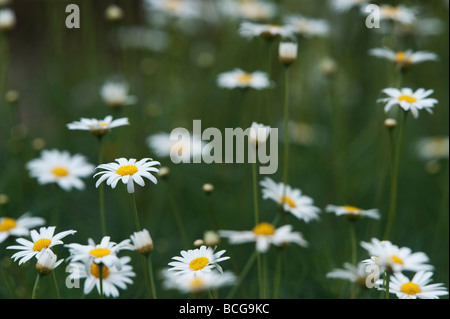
[[0, 0, 448, 300]]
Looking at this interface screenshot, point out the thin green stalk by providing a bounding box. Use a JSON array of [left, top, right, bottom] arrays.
[[257, 251, 263, 299], [147, 255, 157, 299], [226, 250, 257, 299], [383, 111, 408, 240], [349, 222, 357, 265], [282, 66, 290, 193], [385, 272, 390, 299], [252, 160, 260, 225], [99, 264, 104, 298], [141, 255, 152, 299], [98, 137, 106, 236], [52, 272, 61, 299], [273, 249, 282, 299], [0, 267, 14, 298], [32, 273, 41, 299], [130, 193, 141, 232]]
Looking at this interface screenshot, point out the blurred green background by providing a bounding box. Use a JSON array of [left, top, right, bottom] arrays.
[[0, 0, 448, 299]]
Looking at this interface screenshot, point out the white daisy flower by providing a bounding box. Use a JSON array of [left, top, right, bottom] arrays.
[[329, 0, 369, 13], [0, 213, 45, 243], [130, 228, 154, 255], [383, 271, 448, 299], [94, 157, 160, 194], [221, 0, 277, 22], [65, 236, 134, 270], [67, 115, 129, 137], [415, 136, 449, 161], [378, 4, 417, 25], [100, 81, 136, 108], [378, 87, 438, 119], [146, 131, 204, 163], [167, 245, 230, 277], [260, 177, 321, 223], [325, 204, 380, 221], [248, 122, 271, 146], [144, 0, 202, 20], [68, 256, 135, 298], [0, 8, 15, 31], [7, 226, 76, 265], [26, 149, 95, 191], [369, 47, 438, 70], [217, 68, 271, 90], [35, 248, 63, 276], [284, 14, 330, 38], [360, 238, 434, 274], [238, 21, 296, 40], [162, 270, 236, 294], [219, 223, 308, 253], [326, 262, 375, 288], [278, 41, 298, 66]]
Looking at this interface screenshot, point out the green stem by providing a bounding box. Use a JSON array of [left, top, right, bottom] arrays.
[[252, 160, 260, 225], [98, 137, 106, 236], [99, 263, 104, 298], [148, 255, 157, 299], [282, 66, 290, 192], [141, 255, 152, 298], [32, 273, 41, 299], [52, 272, 61, 299], [130, 193, 141, 232], [385, 272, 390, 299], [350, 222, 357, 265], [383, 111, 408, 240], [226, 250, 257, 299], [273, 249, 282, 299], [257, 251, 263, 299]]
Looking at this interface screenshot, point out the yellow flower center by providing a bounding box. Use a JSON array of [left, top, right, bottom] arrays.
[[252, 222, 276, 236], [237, 73, 253, 85], [190, 278, 206, 290], [400, 282, 421, 295], [280, 196, 296, 208], [189, 257, 210, 271], [391, 255, 404, 264], [89, 248, 111, 258], [116, 165, 138, 176], [33, 238, 51, 251], [344, 205, 362, 213], [0, 218, 17, 232], [52, 167, 69, 177], [398, 95, 417, 103], [90, 263, 110, 279]]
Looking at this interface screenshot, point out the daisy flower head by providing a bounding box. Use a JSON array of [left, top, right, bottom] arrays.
[[382, 271, 448, 299], [68, 256, 135, 298], [162, 269, 236, 294], [238, 21, 296, 41], [378, 87, 438, 119], [219, 223, 308, 253], [221, 0, 277, 22], [360, 238, 434, 274], [378, 4, 417, 25], [260, 177, 321, 223], [415, 136, 449, 161], [217, 68, 271, 90], [67, 115, 129, 137], [0, 8, 15, 31], [0, 213, 45, 243], [325, 204, 380, 221], [329, 0, 369, 13], [130, 228, 154, 255], [146, 131, 204, 163], [94, 157, 160, 194], [100, 80, 136, 108], [65, 236, 134, 270], [7, 226, 76, 265], [369, 47, 438, 71], [284, 14, 330, 38], [248, 122, 271, 146], [326, 262, 376, 288], [26, 149, 95, 191], [168, 245, 230, 277], [35, 248, 63, 276], [278, 41, 298, 67]]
